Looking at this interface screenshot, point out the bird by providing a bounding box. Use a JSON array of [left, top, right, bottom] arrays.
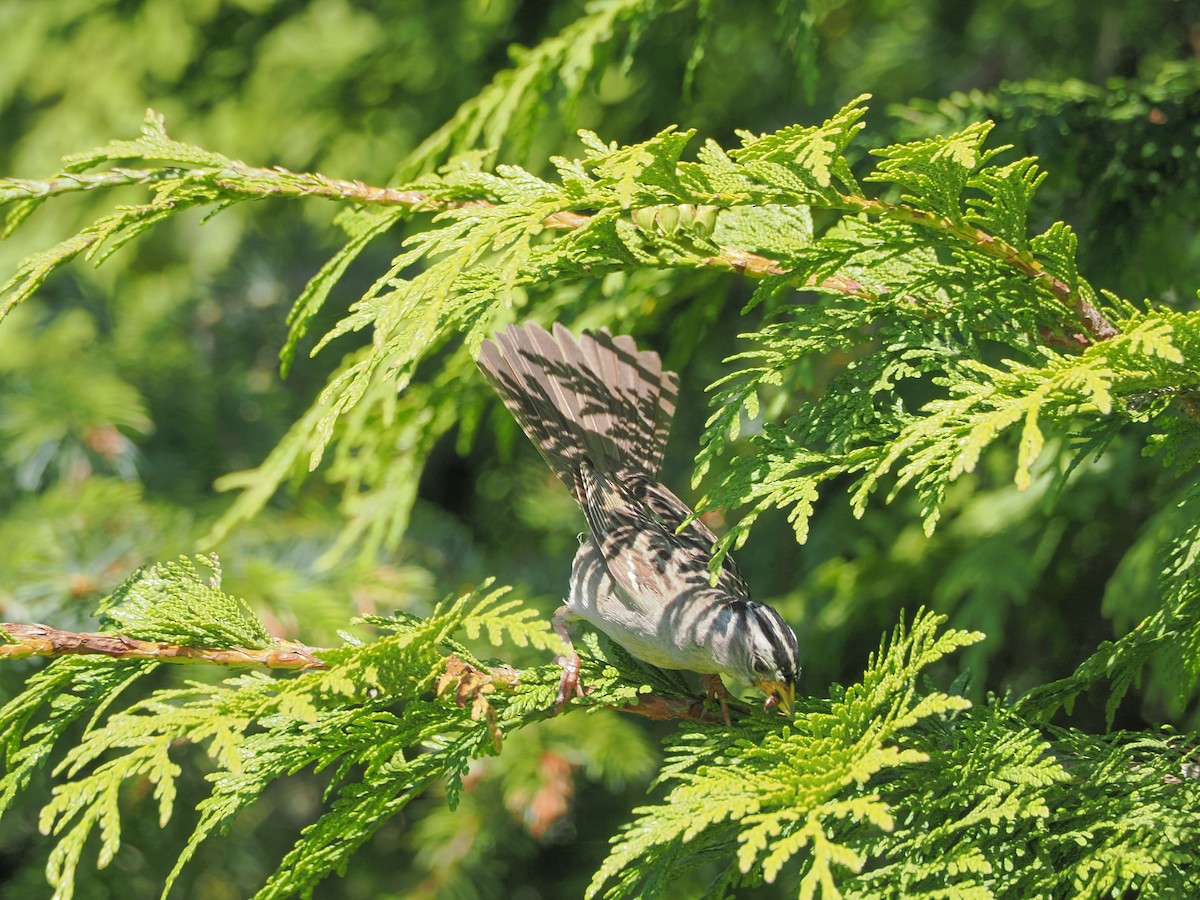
[[477, 321, 799, 720]]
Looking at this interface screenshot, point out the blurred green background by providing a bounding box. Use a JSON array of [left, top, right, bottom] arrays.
[[1, 1, 1197, 896]]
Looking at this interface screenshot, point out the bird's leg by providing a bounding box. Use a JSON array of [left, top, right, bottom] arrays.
[[552, 605, 584, 713], [699, 673, 734, 726]]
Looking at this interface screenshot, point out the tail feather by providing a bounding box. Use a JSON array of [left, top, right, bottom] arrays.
[[477, 322, 678, 503]]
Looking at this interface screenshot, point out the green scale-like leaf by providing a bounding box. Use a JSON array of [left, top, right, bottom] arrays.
[[589, 610, 981, 898]]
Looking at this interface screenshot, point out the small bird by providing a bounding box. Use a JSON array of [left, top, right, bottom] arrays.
[[477, 322, 799, 719]]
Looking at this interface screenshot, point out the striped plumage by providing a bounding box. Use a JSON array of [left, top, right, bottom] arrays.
[[478, 322, 799, 716]]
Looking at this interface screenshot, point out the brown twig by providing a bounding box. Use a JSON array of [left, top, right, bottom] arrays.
[[1, 161, 1121, 348], [0, 622, 327, 670], [0, 625, 729, 724], [845, 196, 1120, 345]]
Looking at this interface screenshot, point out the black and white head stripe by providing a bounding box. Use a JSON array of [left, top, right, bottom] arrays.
[[742, 601, 800, 684]]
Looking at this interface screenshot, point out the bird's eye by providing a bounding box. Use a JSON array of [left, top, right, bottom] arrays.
[[751, 657, 771, 675]]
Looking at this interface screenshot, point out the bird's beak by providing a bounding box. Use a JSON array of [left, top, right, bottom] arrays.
[[757, 680, 795, 718]]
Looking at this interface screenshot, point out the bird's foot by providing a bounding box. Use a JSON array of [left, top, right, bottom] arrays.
[[699, 673, 734, 726], [552, 605, 585, 714], [554, 653, 584, 713]]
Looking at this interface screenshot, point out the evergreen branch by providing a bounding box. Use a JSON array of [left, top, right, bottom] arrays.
[[0, 623, 326, 671], [0, 168, 195, 201], [0, 162, 584, 217], [189, 172, 1112, 351], [0, 626, 725, 724], [589, 610, 984, 898], [3, 119, 1110, 343], [845, 195, 1119, 344]]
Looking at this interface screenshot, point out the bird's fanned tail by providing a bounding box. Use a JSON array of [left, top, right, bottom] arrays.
[[477, 322, 679, 504]]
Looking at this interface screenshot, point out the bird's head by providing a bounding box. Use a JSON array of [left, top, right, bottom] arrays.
[[733, 602, 799, 718]]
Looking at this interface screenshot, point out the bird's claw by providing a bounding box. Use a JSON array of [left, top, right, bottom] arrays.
[[554, 653, 583, 713], [699, 673, 734, 726]]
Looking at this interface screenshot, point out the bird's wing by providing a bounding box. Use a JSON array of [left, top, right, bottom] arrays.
[[622, 471, 751, 595], [579, 463, 750, 608]]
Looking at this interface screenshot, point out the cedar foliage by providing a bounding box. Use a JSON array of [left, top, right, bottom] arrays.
[[1, 1, 1199, 897]]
